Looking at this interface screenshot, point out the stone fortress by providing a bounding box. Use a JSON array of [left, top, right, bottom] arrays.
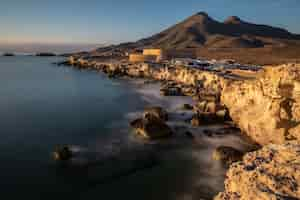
[[129, 48, 197, 63]]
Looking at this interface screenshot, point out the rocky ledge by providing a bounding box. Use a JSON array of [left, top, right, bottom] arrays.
[[222, 64, 300, 145], [130, 106, 173, 140], [215, 142, 300, 200]]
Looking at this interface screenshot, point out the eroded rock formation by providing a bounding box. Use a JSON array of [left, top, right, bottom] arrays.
[[130, 117, 173, 139], [212, 146, 244, 166], [222, 64, 300, 145], [215, 142, 300, 200]]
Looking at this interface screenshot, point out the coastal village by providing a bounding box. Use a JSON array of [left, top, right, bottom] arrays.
[[56, 45, 300, 199]]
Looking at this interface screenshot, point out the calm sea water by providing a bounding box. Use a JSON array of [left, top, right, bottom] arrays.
[[0, 56, 250, 200]]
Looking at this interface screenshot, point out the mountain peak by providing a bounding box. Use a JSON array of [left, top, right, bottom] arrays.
[[196, 12, 209, 17], [186, 11, 215, 24], [224, 16, 243, 24], [94, 11, 298, 53]]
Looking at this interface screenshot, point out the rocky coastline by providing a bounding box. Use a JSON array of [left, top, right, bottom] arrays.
[[58, 57, 300, 199]]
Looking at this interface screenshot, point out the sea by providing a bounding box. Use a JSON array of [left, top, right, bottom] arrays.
[[0, 56, 251, 200]]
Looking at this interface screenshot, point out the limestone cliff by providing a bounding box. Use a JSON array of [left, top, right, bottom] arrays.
[[221, 64, 300, 145], [215, 142, 300, 200]]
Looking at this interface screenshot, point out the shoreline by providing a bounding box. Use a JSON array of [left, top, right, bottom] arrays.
[[54, 57, 260, 197], [56, 57, 300, 199]]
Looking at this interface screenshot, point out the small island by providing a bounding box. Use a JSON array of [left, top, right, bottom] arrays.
[[2, 53, 15, 56], [35, 52, 56, 57]]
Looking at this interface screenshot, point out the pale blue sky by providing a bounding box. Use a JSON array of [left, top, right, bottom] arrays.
[[0, 0, 299, 44]]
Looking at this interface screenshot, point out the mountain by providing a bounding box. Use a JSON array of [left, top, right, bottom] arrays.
[[88, 12, 300, 64]]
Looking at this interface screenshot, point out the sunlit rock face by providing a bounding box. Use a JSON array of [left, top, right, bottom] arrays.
[[221, 64, 300, 145], [215, 142, 300, 200]]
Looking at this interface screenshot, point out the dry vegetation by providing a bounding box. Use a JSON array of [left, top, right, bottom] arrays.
[[198, 44, 300, 65]]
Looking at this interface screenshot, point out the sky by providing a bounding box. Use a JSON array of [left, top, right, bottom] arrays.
[[0, 0, 299, 45]]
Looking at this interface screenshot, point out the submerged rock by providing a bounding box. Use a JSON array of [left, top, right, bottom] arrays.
[[144, 106, 168, 121], [181, 104, 194, 110], [191, 114, 202, 126], [215, 142, 300, 200], [184, 131, 195, 139], [212, 146, 243, 166], [2, 53, 15, 56], [53, 145, 73, 161], [130, 117, 172, 140], [36, 52, 56, 57]]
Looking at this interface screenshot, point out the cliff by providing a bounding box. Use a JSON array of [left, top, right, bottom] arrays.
[[221, 64, 300, 145]]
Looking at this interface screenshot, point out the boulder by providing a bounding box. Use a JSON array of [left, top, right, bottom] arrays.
[[130, 118, 172, 140], [216, 109, 231, 121], [191, 114, 202, 126], [53, 146, 73, 161], [221, 64, 300, 145], [212, 146, 243, 166], [206, 101, 217, 113], [215, 142, 300, 200], [184, 131, 195, 139], [196, 101, 208, 112], [144, 106, 168, 121], [195, 100, 227, 115], [3, 53, 15, 56], [181, 104, 194, 110]]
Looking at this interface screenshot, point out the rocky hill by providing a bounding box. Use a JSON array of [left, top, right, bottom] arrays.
[[92, 12, 300, 53]]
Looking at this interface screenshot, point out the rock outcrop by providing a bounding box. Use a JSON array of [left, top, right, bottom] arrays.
[[222, 64, 300, 145], [130, 117, 173, 139], [215, 142, 300, 200], [212, 146, 244, 166], [143, 106, 168, 121], [53, 145, 73, 161]]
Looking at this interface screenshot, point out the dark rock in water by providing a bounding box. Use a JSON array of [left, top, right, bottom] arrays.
[[36, 52, 56, 57], [53, 145, 73, 161], [202, 129, 214, 137], [130, 117, 172, 140], [184, 131, 195, 139], [2, 53, 15, 56], [53, 60, 70, 66], [108, 73, 116, 79], [216, 109, 231, 121], [212, 146, 244, 166], [143, 106, 168, 121], [54, 144, 159, 186], [191, 115, 202, 126], [181, 104, 194, 110], [191, 113, 220, 126]]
